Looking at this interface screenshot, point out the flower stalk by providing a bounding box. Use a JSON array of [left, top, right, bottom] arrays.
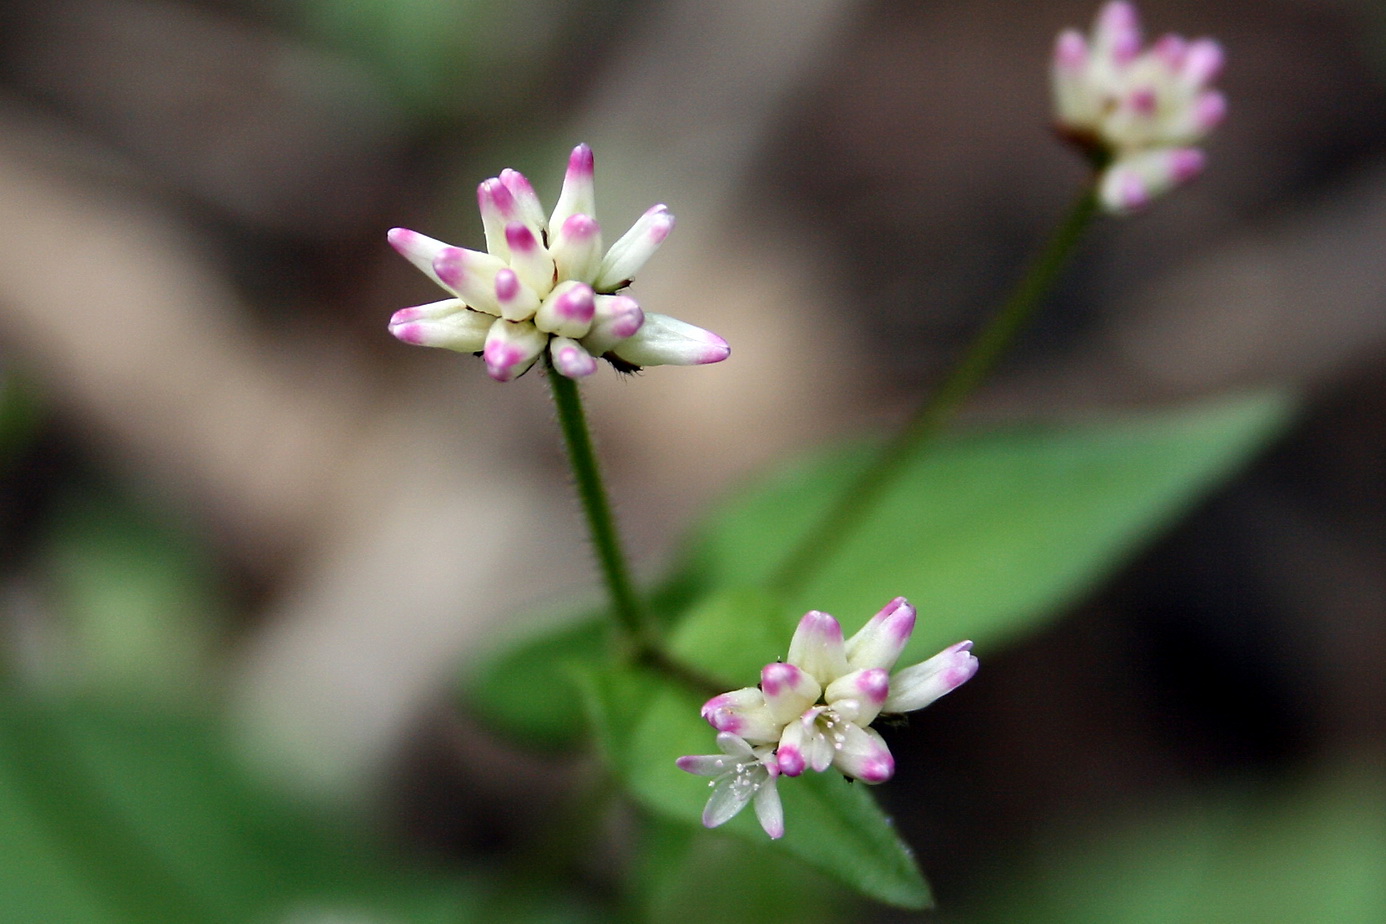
[[772, 186, 1100, 595], [545, 356, 650, 649]]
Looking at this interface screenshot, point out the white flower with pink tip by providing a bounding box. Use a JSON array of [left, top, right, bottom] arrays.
[[387, 145, 730, 381], [676, 733, 784, 839], [680, 598, 977, 837], [1051, 2, 1225, 214]]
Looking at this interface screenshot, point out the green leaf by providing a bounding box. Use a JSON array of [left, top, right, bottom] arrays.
[[969, 760, 1386, 923], [0, 371, 42, 474], [464, 612, 607, 750], [578, 666, 932, 910], [0, 694, 478, 922], [38, 486, 227, 701], [665, 586, 791, 688], [682, 391, 1294, 662], [634, 817, 849, 924]]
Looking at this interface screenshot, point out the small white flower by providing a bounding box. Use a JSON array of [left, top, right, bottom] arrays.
[[695, 598, 978, 792], [387, 145, 730, 381], [676, 732, 784, 839], [1051, 2, 1225, 213]]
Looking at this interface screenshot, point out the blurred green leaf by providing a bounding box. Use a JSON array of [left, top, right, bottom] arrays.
[[0, 371, 42, 473], [681, 391, 1294, 663], [664, 586, 787, 688], [579, 666, 931, 910], [0, 694, 478, 922], [970, 760, 1386, 923], [465, 612, 607, 750], [471, 874, 605, 924], [37, 487, 226, 701], [462, 573, 708, 751], [290, 0, 580, 120], [634, 817, 850, 924]]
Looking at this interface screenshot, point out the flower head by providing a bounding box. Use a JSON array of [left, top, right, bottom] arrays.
[[1051, 2, 1225, 213], [683, 598, 977, 837], [388, 145, 730, 381], [676, 732, 784, 839]]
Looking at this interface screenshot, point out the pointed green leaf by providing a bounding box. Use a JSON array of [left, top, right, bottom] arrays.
[[634, 816, 850, 924], [464, 612, 607, 749], [665, 586, 791, 687], [682, 392, 1294, 662]]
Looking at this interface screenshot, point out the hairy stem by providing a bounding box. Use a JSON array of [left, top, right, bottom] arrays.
[[546, 361, 650, 648]]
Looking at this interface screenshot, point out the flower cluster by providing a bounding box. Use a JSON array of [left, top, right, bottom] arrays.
[[678, 598, 977, 838], [1051, 1, 1225, 214], [388, 145, 730, 381]]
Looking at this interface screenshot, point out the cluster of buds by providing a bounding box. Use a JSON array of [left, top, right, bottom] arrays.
[[678, 599, 977, 838], [388, 145, 729, 381], [1051, 1, 1225, 213]]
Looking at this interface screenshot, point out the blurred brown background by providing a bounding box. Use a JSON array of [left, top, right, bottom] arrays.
[[0, 0, 1383, 915]]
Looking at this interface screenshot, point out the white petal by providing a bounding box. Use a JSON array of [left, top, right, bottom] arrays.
[[675, 753, 732, 777], [701, 688, 784, 744], [701, 776, 754, 829], [477, 178, 516, 260], [1099, 148, 1204, 215], [482, 318, 546, 382], [825, 667, 890, 727], [504, 222, 557, 296], [844, 597, 916, 672], [552, 214, 603, 285], [594, 204, 674, 291], [714, 731, 755, 758], [776, 719, 809, 777], [1092, 1, 1142, 67], [753, 778, 784, 839], [832, 724, 895, 784], [499, 168, 548, 235], [388, 228, 453, 290], [581, 295, 644, 357], [433, 246, 505, 316], [388, 301, 490, 353], [388, 297, 464, 323], [882, 641, 979, 713], [549, 337, 598, 379], [760, 662, 821, 726], [786, 610, 850, 685], [607, 313, 729, 368], [493, 268, 542, 323], [535, 281, 596, 339], [549, 144, 596, 234], [802, 720, 834, 773]]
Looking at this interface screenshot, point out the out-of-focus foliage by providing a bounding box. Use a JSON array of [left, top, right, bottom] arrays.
[[286, 0, 589, 120], [0, 373, 42, 475], [0, 695, 480, 923], [33, 487, 225, 701], [969, 759, 1386, 923], [467, 610, 606, 750], [634, 817, 849, 924]]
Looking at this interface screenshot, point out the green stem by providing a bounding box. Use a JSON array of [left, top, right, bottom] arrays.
[[545, 359, 650, 649], [772, 185, 1101, 594]]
